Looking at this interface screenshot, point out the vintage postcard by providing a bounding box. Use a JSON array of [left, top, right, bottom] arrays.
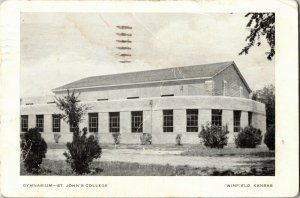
[[0, 0, 299, 197]]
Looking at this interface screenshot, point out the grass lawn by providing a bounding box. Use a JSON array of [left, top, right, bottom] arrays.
[[180, 146, 274, 158], [48, 143, 274, 158], [20, 159, 275, 176]]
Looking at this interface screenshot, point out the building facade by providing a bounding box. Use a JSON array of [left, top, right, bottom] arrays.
[[20, 61, 266, 144]]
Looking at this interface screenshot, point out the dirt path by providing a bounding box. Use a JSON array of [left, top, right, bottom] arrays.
[[47, 149, 274, 170]]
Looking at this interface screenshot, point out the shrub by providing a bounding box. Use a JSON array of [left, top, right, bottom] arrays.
[[63, 127, 102, 174], [112, 133, 121, 145], [264, 125, 275, 150], [176, 134, 182, 146], [54, 133, 61, 143], [20, 128, 47, 173], [235, 126, 262, 148], [140, 133, 152, 145], [199, 123, 229, 149]]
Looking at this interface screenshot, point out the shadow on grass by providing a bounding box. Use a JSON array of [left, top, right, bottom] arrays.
[[21, 159, 275, 176]]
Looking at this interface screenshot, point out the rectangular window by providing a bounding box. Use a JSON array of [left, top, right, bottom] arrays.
[[127, 96, 139, 99], [97, 98, 108, 101], [109, 112, 120, 133], [36, 115, 44, 132], [212, 109, 222, 126], [234, 111, 241, 132], [186, 109, 198, 132], [161, 94, 174, 97], [248, 112, 253, 126], [163, 110, 173, 132], [89, 113, 98, 132], [21, 115, 28, 132], [131, 111, 143, 133], [52, 114, 61, 132]]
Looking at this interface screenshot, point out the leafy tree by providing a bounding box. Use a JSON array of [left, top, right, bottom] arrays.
[[252, 84, 275, 127], [55, 90, 102, 174], [264, 125, 275, 150], [239, 13, 275, 61], [21, 127, 47, 173], [55, 90, 89, 134]]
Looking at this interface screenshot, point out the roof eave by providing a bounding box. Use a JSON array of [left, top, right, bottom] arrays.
[[52, 76, 213, 93]]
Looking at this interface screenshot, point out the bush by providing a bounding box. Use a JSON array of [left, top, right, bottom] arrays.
[[20, 128, 47, 173], [63, 127, 102, 174], [199, 124, 229, 149], [112, 133, 121, 145], [264, 125, 275, 150], [54, 133, 61, 143], [235, 126, 262, 148], [176, 134, 182, 146], [140, 133, 152, 145]]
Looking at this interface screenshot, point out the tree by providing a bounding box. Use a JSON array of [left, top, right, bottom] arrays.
[[239, 13, 275, 61], [55, 90, 89, 134], [264, 125, 275, 151], [55, 90, 102, 174], [252, 84, 275, 127]]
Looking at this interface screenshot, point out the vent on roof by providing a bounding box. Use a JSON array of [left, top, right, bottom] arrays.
[[25, 103, 34, 105], [47, 101, 55, 104], [161, 94, 174, 97], [97, 98, 108, 101], [127, 96, 139, 99]]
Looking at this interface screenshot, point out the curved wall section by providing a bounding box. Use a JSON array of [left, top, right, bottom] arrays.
[[20, 96, 266, 145], [82, 96, 265, 115]]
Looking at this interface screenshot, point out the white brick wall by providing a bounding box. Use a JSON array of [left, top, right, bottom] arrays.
[[99, 112, 109, 133], [173, 109, 186, 133], [152, 110, 162, 133], [120, 111, 131, 133]]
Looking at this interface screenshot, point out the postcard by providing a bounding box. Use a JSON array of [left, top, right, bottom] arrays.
[[0, 0, 299, 197]]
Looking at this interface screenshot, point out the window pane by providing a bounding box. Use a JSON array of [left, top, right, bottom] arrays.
[[52, 114, 61, 132], [36, 115, 44, 132], [233, 111, 241, 132], [163, 110, 173, 132], [186, 109, 198, 132], [109, 112, 120, 133], [131, 111, 143, 133], [21, 115, 28, 132], [89, 113, 98, 132], [212, 109, 222, 126], [248, 112, 253, 126]]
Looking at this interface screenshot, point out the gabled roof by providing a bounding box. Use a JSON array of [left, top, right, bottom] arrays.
[[53, 61, 250, 92]]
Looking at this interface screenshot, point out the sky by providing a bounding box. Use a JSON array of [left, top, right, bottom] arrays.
[[20, 12, 275, 97]]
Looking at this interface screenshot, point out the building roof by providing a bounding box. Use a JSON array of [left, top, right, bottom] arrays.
[[53, 61, 250, 92]]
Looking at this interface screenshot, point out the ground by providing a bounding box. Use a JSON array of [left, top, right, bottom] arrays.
[[20, 143, 275, 176]]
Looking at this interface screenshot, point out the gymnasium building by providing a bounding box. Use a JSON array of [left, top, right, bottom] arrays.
[[20, 61, 266, 144]]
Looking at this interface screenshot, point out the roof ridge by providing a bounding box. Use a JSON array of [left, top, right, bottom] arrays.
[[52, 61, 234, 92], [81, 61, 234, 80]]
